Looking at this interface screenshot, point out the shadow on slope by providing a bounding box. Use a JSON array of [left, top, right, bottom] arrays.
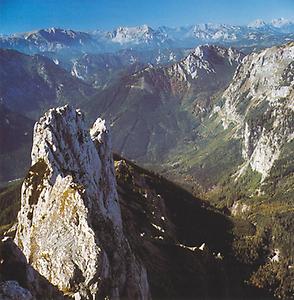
[[114, 153, 276, 300]]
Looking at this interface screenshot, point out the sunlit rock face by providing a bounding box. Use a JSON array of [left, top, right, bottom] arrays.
[[220, 42, 294, 180], [0, 237, 67, 300], [15, 105, 150, 299]]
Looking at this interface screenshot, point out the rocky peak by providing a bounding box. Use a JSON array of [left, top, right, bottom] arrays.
[[114, 25, 153, 36], [112, 25, 167, 46], [167, 44, 244, 81], [192, 45, 242, 60], [271, 18, 291, 27], [248, 19, 267, 29], [15, 105, 150, 299], [25, 28, 90, 44], [90, 118, 122, 228]]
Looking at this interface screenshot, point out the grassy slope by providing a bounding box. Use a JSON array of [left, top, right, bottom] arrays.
[[158, 111, 243, 197], [0, 180, 22, 235], [156, 93, 294, 299], [200, 133, 294, 298]]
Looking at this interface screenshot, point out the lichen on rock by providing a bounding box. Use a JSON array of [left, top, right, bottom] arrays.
[[15, 105, 150, 299]]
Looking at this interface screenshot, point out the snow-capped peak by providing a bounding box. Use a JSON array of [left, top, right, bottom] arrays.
[[169, 44, 244, 80], [248, 19, 267, 28], [45, 27, 57, 34], [271, 18, 292, 27], [111, 25, 168, 46], [115, 24, 153, 36]]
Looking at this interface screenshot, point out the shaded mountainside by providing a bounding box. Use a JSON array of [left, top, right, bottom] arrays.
[[113, 153, 277, 300], [0, 180, 22, 235], [0, 49, 98, 182], [0, 49, 97, 119], [0, 105, 34, 183], [83, 45, 244, 163]]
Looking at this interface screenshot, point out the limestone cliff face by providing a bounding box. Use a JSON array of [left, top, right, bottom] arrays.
[[167, 45, 243, 81], [130, 45, 244, 98], [164, 45, 244, 98], [0, 237, 68, 300], [14, 105, 150, 299], [219, 42, 294, 180]]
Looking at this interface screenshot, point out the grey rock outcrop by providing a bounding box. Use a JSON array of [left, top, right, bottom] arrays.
[[219, 42, 294, 180], [0, 237, 67, 300], [166, 45, 244, 82], [14, 105, 150, 299]]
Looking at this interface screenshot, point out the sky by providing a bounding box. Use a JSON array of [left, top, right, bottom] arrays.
[[0, 0, 294, 34]]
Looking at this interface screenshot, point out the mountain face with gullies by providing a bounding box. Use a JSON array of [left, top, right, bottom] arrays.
[[69, 48, 189, 88], [84, 45, 244, 163], [167, 41, 294, 191], [220, 42, 294, 181]]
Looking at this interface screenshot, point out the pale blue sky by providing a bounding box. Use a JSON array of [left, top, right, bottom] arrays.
[[0, 0, 293, 34]]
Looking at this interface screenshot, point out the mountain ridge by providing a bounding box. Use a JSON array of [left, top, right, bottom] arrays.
[[1, 19, 293, 56], [83, 44, 244, 163]]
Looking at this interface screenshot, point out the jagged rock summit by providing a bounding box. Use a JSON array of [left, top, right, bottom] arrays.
[[165, 44, 244, 83], [14, 105, 150, 299]]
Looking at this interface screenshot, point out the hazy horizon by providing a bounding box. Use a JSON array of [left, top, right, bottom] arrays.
[[0, 0, 293, 35]]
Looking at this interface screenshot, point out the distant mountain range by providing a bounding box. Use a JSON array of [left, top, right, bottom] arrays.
[[0, 16, 293, 300], [1, 19, 293, 56], [1, 19, 292, 93], [69, 48, 190, 88]]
